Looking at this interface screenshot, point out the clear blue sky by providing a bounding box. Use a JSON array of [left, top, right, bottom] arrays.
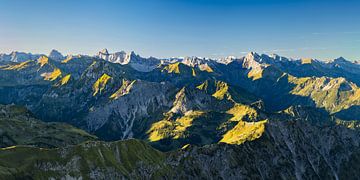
[[0, 0, 359, 60]]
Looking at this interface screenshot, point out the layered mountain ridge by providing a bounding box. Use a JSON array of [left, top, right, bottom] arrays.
[[1, 49, 360, 179], [2, 49, 358, 75]]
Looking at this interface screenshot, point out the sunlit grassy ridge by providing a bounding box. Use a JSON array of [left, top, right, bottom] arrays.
[[199, 64, 214, 73], [37, 56, 48, 68], [192, 68, 196, 76], [197, 80, 259, 104], [147, 98, 265, 148], [196, 80, 210, 92], [301, 58, 313, 64], [93, 73, 112, 96], [56, 74, 71, 86], [0, 60, 32, 71], [147, 111, 205, 141], [41, 68, 62, 81], [110, 79, 136, 100], [220, 120, 267, 144], [162, 62, 181, 74], [197, 80, 228, 99], [161, 62, 195, 76], [335, 119, 360, 129], [226, 103, 259, 121], [247, 67, 263, 80], [212, 81, 230, 100], [61, 56, 74, 63], [289, 76, 360, 113]]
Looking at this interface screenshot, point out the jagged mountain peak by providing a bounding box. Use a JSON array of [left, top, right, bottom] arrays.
[[245, 51, 261, 60], [181, 56, 215, 73], [96, 49, 162, 72], [98, 49, 135, 57], [48, 49, 64, 61], [97, 49, 128, 64], [333, 56, 351, 64], [169, 87, 223, 114], [125, 51, 141, 60], [217, 56, 238, 64], [244, 52, 290, 64], [335, 56, 347, 61], [128, 50, 137, 56], [241, 52, 264, 69], [99, 48, 109, 55], [0, 51, 42, 62], [49, 49, 61, 55], [1, 50, 359, 66], [269, 53, 280, 59], [268, 53, 291, 62]]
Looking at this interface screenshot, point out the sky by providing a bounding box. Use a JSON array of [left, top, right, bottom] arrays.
[[0, 0, 360, 61]]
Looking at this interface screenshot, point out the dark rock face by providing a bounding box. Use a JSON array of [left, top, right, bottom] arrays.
[[48, 49, 65, 61]]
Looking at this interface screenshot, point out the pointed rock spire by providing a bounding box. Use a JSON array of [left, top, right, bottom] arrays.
[[245, 52, 260, 60], [333, 57, 348, 63], [243, 52, 262, 69], [48, 49, 64, 61], [99, 48, 109, 55]]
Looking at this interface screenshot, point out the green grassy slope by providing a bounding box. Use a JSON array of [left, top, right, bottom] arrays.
[[0, 104, 97, 148]]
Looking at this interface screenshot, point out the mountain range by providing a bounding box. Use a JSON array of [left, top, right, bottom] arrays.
[[1, 49, 360, 179]]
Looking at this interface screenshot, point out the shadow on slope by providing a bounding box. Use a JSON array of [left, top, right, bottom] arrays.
[[334, 105, 360, 121]]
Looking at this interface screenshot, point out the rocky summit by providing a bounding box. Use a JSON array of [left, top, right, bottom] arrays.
[[1, 50, 360, 179]]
